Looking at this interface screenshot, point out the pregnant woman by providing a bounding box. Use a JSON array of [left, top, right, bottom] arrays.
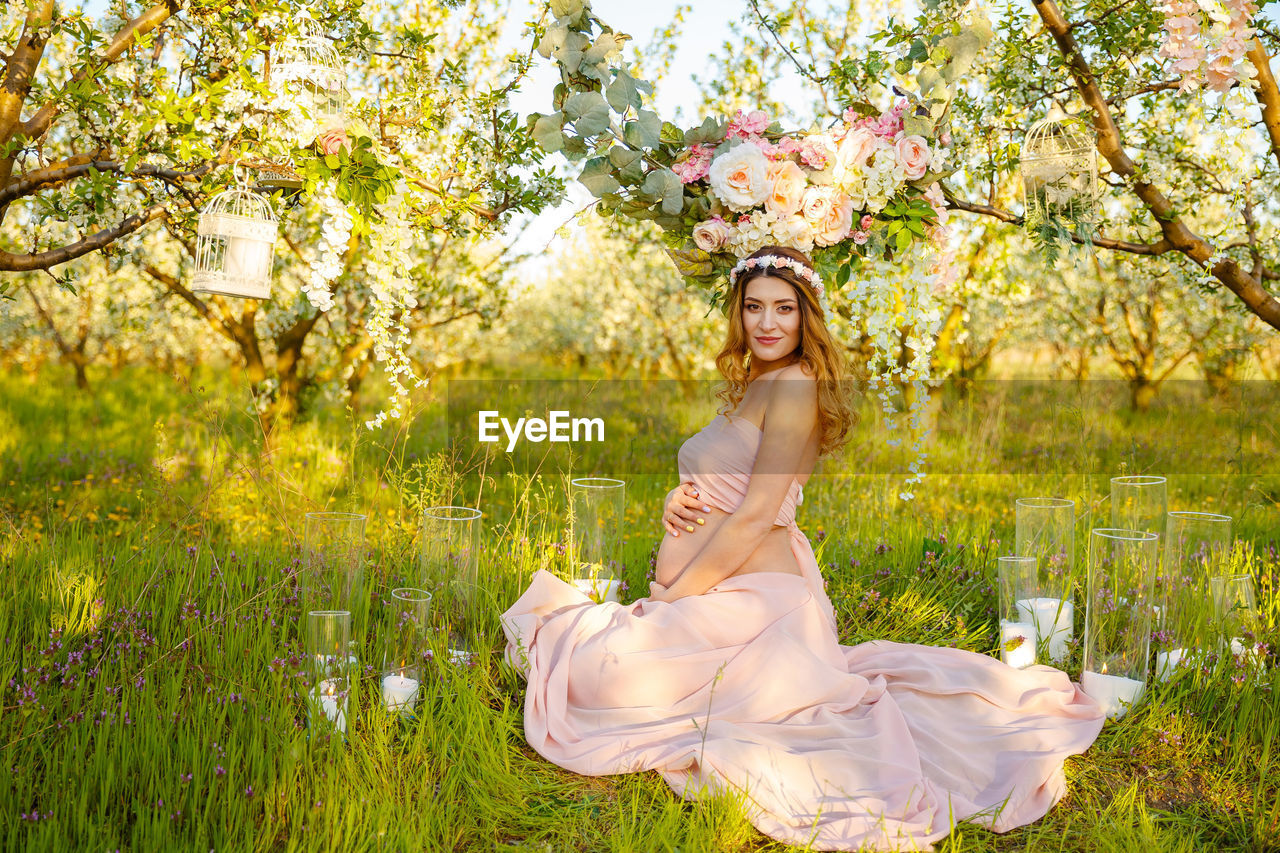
[[501, 246, 1104, 852]]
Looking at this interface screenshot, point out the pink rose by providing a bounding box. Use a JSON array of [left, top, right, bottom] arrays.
[[859, 214, 873, 230], [316, 126, 350, 156], [692, 217, 732, 252], [895, 134, 931, 181], [765, 160, 807, 218], [815, 194, 854, 247], [851, 230, 869, 245], [836, 127, 879, 173]]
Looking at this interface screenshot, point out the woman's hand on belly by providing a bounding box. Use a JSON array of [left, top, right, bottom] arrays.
[[654, 509, 800, 590]]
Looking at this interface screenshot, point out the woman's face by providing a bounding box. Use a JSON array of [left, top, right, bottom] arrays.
[[741, 274, 802, 371]]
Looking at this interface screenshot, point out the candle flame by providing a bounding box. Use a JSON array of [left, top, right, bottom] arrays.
[[1100, 663, 1108, 675], [326, 682, 335, 697]]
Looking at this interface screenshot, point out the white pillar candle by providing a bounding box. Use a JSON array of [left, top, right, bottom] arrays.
[[312, 680, 347, 733], [1155, 648, 1187, 683], [999, 620, 1037, 669], [1081, 669, 1145, 720], [224, 236, 271, 281], [447, 648, 474, 666], [573, 576, 621, 603], [381, 673, 420, 713], [1229, 637, 1263, 666], [1015, 597, 1074, 662]]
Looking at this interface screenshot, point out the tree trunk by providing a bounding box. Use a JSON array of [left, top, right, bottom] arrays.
[[1130, 379, 1157, 411]]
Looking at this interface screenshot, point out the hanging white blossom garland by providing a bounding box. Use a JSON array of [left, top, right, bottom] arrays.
[[362, 184, 425, 430], [843, 247, 944, 500], [302, 184, 352, 313]]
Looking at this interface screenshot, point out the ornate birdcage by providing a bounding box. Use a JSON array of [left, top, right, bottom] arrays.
[[269, 17, 346, 143], [1020, 106, 1098, 228], [192, 169, 278, 300], [250, 156, 305, 202]]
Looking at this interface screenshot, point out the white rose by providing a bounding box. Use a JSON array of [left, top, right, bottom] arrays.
[[707, 143, 772, 212], [773, 214, 816, 253], [692, 218, 732, 252], [800, 186, 836, 227]]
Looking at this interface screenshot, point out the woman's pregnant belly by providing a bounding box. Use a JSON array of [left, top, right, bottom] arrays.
[[654, 505, 800, 588]]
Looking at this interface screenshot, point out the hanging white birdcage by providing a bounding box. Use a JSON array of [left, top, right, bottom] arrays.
[[1020, 107, 1099, 228], [192, 170, 278, 300], [269, 17, 347, 142]]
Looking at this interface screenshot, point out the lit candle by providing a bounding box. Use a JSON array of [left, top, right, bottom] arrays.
[[1081, 667, 1145, 720], [312, 679, 347, 733], [1155, 648, 1187, 683], [999, 619, 1037, 669], [223, 235, 272, 282], [1015, 597, 1074, 662], [381, 671, 420, 714], [447, 647, 474, 666], [573, 576, 621, 603]]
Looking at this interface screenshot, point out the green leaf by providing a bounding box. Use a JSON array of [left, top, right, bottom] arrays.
[[530, 113, 565, 152], [896, 228, 912, 252], [563, 91, 604, 121], [564, 92, 610, 137], [584, 32, 624, 65], [579, 157, 621, 197], [665, 246, 714, 278], [903, 114, 933, 138], [324, 154, 340, 169], [836, 263, 851, 287], [683, 116, 725, 146], [605, 70, 640, 113], [608, 147, 643, 169], [624, 109, 661, 149]]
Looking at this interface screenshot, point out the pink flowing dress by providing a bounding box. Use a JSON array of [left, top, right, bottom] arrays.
[[501, 411, 1105, 852]]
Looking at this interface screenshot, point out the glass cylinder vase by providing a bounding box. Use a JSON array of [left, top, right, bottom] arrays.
[[1082, 528, 1159, 720], [569, 478, 625, 587], [1015, 497, 1076, 663], [1210, 573, 1263, 666], [1110, 476, 1167, 540], [1157, 511, 1232, 681], [381, 588, 432, 716], [302, 512, 367, 615], [997, 556, 1038, 669], [419, 506, 482, 605], [306, 610, 351, 735]]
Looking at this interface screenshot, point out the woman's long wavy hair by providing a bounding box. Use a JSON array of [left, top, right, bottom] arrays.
[[714, 246, 856, 457]]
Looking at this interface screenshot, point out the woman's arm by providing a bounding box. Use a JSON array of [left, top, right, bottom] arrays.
[[656, 367, 817, 601]]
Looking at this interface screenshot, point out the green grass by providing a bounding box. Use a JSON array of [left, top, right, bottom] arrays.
[[1, 363, 1277, 851]]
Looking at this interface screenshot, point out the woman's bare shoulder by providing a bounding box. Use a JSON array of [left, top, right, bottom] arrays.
[[774, 362, 817, 384]]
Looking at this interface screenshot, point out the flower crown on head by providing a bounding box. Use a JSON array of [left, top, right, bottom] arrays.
[[728, 254, 825, 300]]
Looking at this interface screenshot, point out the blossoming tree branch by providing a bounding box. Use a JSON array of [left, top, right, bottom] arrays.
[[0, 0, 562, 425]]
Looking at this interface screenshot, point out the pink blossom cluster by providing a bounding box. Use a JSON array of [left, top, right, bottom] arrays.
[[727, 109, 771, 138], [1159, 0, 1258, 93], [844, 100, 909, 140], [673, 143, 715, 184]]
